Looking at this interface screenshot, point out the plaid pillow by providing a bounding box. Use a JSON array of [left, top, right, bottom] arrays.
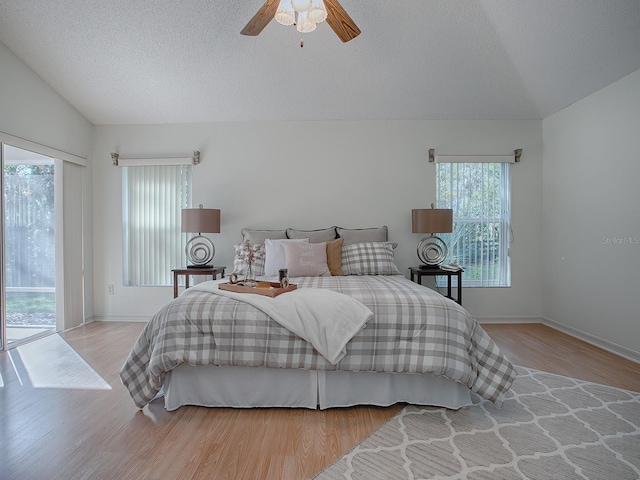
[[232, 242, 266, 276], [341, 242, 400, 275]]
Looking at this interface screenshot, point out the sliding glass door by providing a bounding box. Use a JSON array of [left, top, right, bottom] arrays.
[[1, 144, 57, 349]]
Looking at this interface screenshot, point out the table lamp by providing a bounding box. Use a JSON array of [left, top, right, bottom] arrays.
[[182, 205, 220, 268], [411, 205, 453, 268]]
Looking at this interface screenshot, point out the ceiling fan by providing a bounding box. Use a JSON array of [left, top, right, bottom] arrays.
[[241, 0, 361, 43]]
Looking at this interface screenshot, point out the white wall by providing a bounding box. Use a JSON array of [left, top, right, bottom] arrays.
[[0, 42, 95, 323], [542, 69, 640, 360], [92, 120, 543, 322], [0, 43, 92, 159]]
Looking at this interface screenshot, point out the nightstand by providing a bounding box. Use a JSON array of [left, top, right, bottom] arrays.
[[409, 266, 463, 305], [172, 266, 226, 298]]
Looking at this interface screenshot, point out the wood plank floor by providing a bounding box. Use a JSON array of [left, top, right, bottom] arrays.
[[1, 322, 638, 480]]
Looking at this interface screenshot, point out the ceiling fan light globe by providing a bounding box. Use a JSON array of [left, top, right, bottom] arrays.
[[308, 0, 327, 23], [291, 0, 312, 13], [275, 11, 295, 26], [296, 11, 317, 33], [275, 13, 295, 26], [275, 0, 295, 26]]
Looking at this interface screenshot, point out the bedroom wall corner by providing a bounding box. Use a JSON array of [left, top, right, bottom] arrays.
[[0, 42, 92, 160], [542, 68, 640, 359]]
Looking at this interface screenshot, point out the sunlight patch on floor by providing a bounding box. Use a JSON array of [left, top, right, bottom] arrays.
[[6, 326, 55, 342], [10, 334, 111, 390]]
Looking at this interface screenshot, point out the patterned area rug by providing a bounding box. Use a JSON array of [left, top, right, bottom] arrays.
[[314, 366, 640, 480]]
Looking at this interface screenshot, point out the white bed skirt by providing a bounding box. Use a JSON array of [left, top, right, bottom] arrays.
[[163, 365, 472, 411]]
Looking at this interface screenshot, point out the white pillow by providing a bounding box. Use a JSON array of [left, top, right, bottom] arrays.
[[282, 241, 331, 277], [264, 238, 309, 276]]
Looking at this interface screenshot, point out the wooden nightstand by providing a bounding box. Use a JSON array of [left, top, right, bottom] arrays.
[[409, 266, 463, 305], [172, 266, 226, 298]]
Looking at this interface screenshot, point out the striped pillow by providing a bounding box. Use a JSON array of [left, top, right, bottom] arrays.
[[341, 242, 400, 276]]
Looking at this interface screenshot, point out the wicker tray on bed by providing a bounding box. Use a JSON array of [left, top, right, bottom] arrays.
[[219, 281, 297, 297]]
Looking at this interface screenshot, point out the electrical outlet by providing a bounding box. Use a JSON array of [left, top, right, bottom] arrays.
[[107, 284, 114, 295]]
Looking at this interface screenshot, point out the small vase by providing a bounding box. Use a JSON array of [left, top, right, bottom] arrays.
[[244, 263, 256, 287]]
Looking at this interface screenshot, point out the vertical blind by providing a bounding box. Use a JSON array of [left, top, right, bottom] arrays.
[[436, 162, 511, 287], [122, 165, 192, 286], [62, 160, 85, 329]]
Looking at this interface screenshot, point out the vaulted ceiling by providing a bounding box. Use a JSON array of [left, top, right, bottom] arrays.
[[1, 1, 639, 125]]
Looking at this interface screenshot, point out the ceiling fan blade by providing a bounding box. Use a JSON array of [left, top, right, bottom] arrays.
[[323, 0, 361, 43], [241, 0, 280, 36]]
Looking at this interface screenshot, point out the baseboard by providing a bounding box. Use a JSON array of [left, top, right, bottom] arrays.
[[93, 315, 150, 323], [477, 316, 542, 324], [97, 315, 542, 325], [66, 318, 95, 330], [542, 316, 640, 365], [88, 314, 640, 364], [94, 315, 542, 326]]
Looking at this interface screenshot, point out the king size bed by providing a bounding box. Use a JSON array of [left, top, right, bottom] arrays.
[[120, 226, 516, 411]]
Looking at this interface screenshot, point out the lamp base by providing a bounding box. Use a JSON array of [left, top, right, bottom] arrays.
[[416, 235, 448, 266], [417, 264, 443, 270], [185, 235, 215, 268]]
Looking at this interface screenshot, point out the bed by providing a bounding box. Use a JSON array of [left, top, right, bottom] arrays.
[[119, 226, 516, 411]]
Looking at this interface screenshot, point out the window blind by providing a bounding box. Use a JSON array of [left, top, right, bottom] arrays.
[[61, 160, 85, 329], [122, 165, 192, 286], [436, 162, 511, 287]]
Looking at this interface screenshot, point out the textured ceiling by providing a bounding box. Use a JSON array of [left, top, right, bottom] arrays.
[[1, 0, 639, 125]]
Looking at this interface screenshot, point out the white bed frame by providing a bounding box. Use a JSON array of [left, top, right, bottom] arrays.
[[162, 365, 472, 411]]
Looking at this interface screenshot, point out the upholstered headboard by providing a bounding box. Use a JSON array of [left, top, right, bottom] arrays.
[[234, 225, 398, 277], [240, 225, 388, 244]]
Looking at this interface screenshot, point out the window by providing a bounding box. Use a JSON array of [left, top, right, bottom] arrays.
[[122, 165, 192, 286], [436, 162, 511, 287]]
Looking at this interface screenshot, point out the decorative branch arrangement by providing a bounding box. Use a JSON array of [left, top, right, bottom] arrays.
[[234, 240, 264, 284]]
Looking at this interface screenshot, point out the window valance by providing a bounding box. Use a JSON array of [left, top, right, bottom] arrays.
[[111, 150, 200, 167], [429, 148, 522, 164]]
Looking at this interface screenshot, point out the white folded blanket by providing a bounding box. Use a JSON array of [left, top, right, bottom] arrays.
[[189, 279, 373, 364]]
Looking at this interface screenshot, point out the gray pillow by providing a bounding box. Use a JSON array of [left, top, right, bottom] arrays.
[[286, 227, 337, 242], [336, 226, 388, 246], [241, 228, 287, 244], [341, 241, 401, 275]]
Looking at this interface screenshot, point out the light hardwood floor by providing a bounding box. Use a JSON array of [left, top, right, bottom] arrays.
[[1, 322, 638, 480]]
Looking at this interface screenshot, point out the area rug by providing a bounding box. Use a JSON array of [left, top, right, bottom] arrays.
[[314, 366, 640, 480]]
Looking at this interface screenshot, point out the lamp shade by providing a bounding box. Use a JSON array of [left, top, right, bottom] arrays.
[[412, 209, 453, 234], [182, 208, 220, 234]]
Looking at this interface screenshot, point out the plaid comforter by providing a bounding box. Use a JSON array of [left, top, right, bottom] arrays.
[[120, 275, 516, 408]]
